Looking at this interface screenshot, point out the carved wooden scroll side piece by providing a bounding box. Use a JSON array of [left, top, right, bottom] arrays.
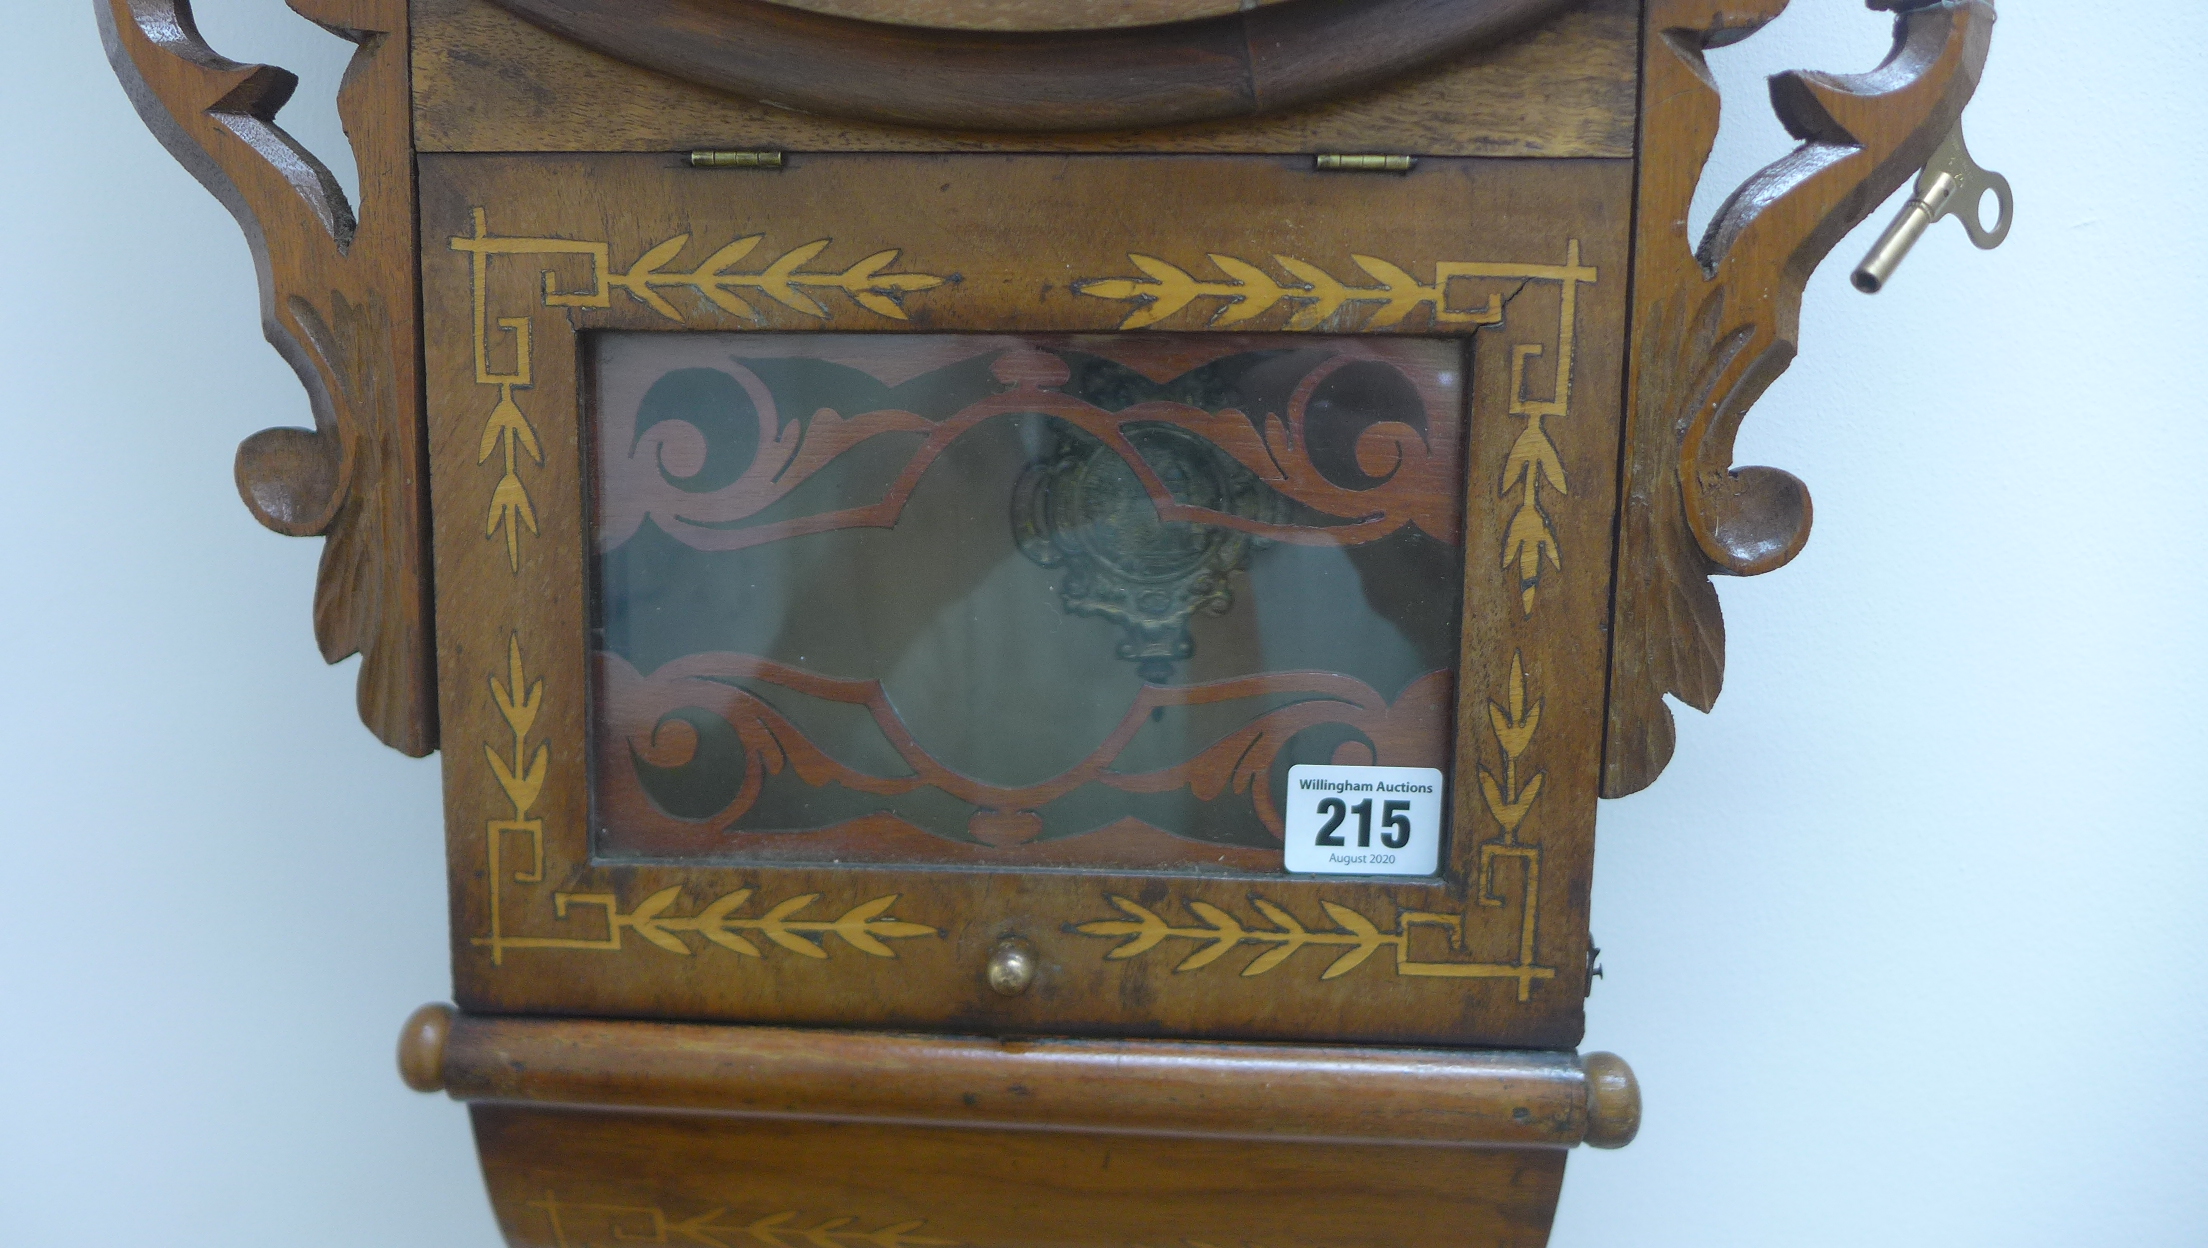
[[99, 0, 433, 756], [1603, 0, 1994, 797]]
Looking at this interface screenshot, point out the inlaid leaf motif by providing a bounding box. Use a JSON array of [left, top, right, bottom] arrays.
[[1074, 890, 1546, 990], [456, 215, 946, 575], [474, 636, 938, 966], [624, 886, 694, 955], [1174, 901, 1250, 971], [1317, 902, 1389, 979], [1078, 896, 1175, 960], [761, 894, 832, 957], [485, 742, 548, 819], [1077, 251, 1487, 331], [478, 390, 541, 463], [694, 889, 764, 957], [832, 895, 935, 956]]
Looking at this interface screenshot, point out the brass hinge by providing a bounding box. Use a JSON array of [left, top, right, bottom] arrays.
[[1314, 154, 1416, 174], [688, 150, 786, 169]]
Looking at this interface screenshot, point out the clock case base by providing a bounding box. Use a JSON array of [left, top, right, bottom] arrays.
[[476, 1108, 1568, 1248], [404, 1008, 1637, 1248]]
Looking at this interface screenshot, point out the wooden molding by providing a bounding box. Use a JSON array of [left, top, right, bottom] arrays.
[[1602, 0, 1995, 797], [413, 1007, 1641, 1150], [98, 0, 434, 756], [485, 0, 1581, 132]]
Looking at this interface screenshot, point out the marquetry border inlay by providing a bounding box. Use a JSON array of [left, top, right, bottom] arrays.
[[525, 1195, 958, 1248], [471, 632, 939, 966], [451, 209, 947, 571], [1076, 244, 1592, 613], [1073, 652, 1557, 999]]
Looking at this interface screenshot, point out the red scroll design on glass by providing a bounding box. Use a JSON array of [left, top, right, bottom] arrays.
[[596, 337, 1464, 554], [597, 653, 1448, 857], [591, 334, 1465, 869]]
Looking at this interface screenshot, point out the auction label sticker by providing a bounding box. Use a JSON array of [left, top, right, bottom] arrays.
[[1283, 765, 1445, 876]]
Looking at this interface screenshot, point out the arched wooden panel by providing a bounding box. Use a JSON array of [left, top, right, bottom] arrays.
[[488, 0, 1581, 131], [762, 0, 1295, 31]]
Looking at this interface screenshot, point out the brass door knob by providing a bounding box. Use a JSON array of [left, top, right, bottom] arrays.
[[986, 938, 1038, 996]]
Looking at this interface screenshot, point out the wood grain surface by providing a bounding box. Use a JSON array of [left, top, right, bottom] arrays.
[[99, 0, 435, 754], [1602, 0, 1997, 796], [414, 0, 1635, 157], [421, 152, 1629, 1049], [474, 1105, 1571, 1248]]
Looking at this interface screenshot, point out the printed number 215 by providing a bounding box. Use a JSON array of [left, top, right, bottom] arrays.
[[1314, 798, 1412, 849]]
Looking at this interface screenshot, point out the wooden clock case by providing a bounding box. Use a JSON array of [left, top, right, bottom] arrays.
[[100, 0, 2003, 1245]]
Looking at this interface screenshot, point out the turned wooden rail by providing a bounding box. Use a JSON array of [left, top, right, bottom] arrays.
[[399, 1005, 1641, 1150]]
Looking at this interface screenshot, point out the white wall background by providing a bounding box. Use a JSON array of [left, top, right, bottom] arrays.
[[2, 3, 2200, 1245]]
